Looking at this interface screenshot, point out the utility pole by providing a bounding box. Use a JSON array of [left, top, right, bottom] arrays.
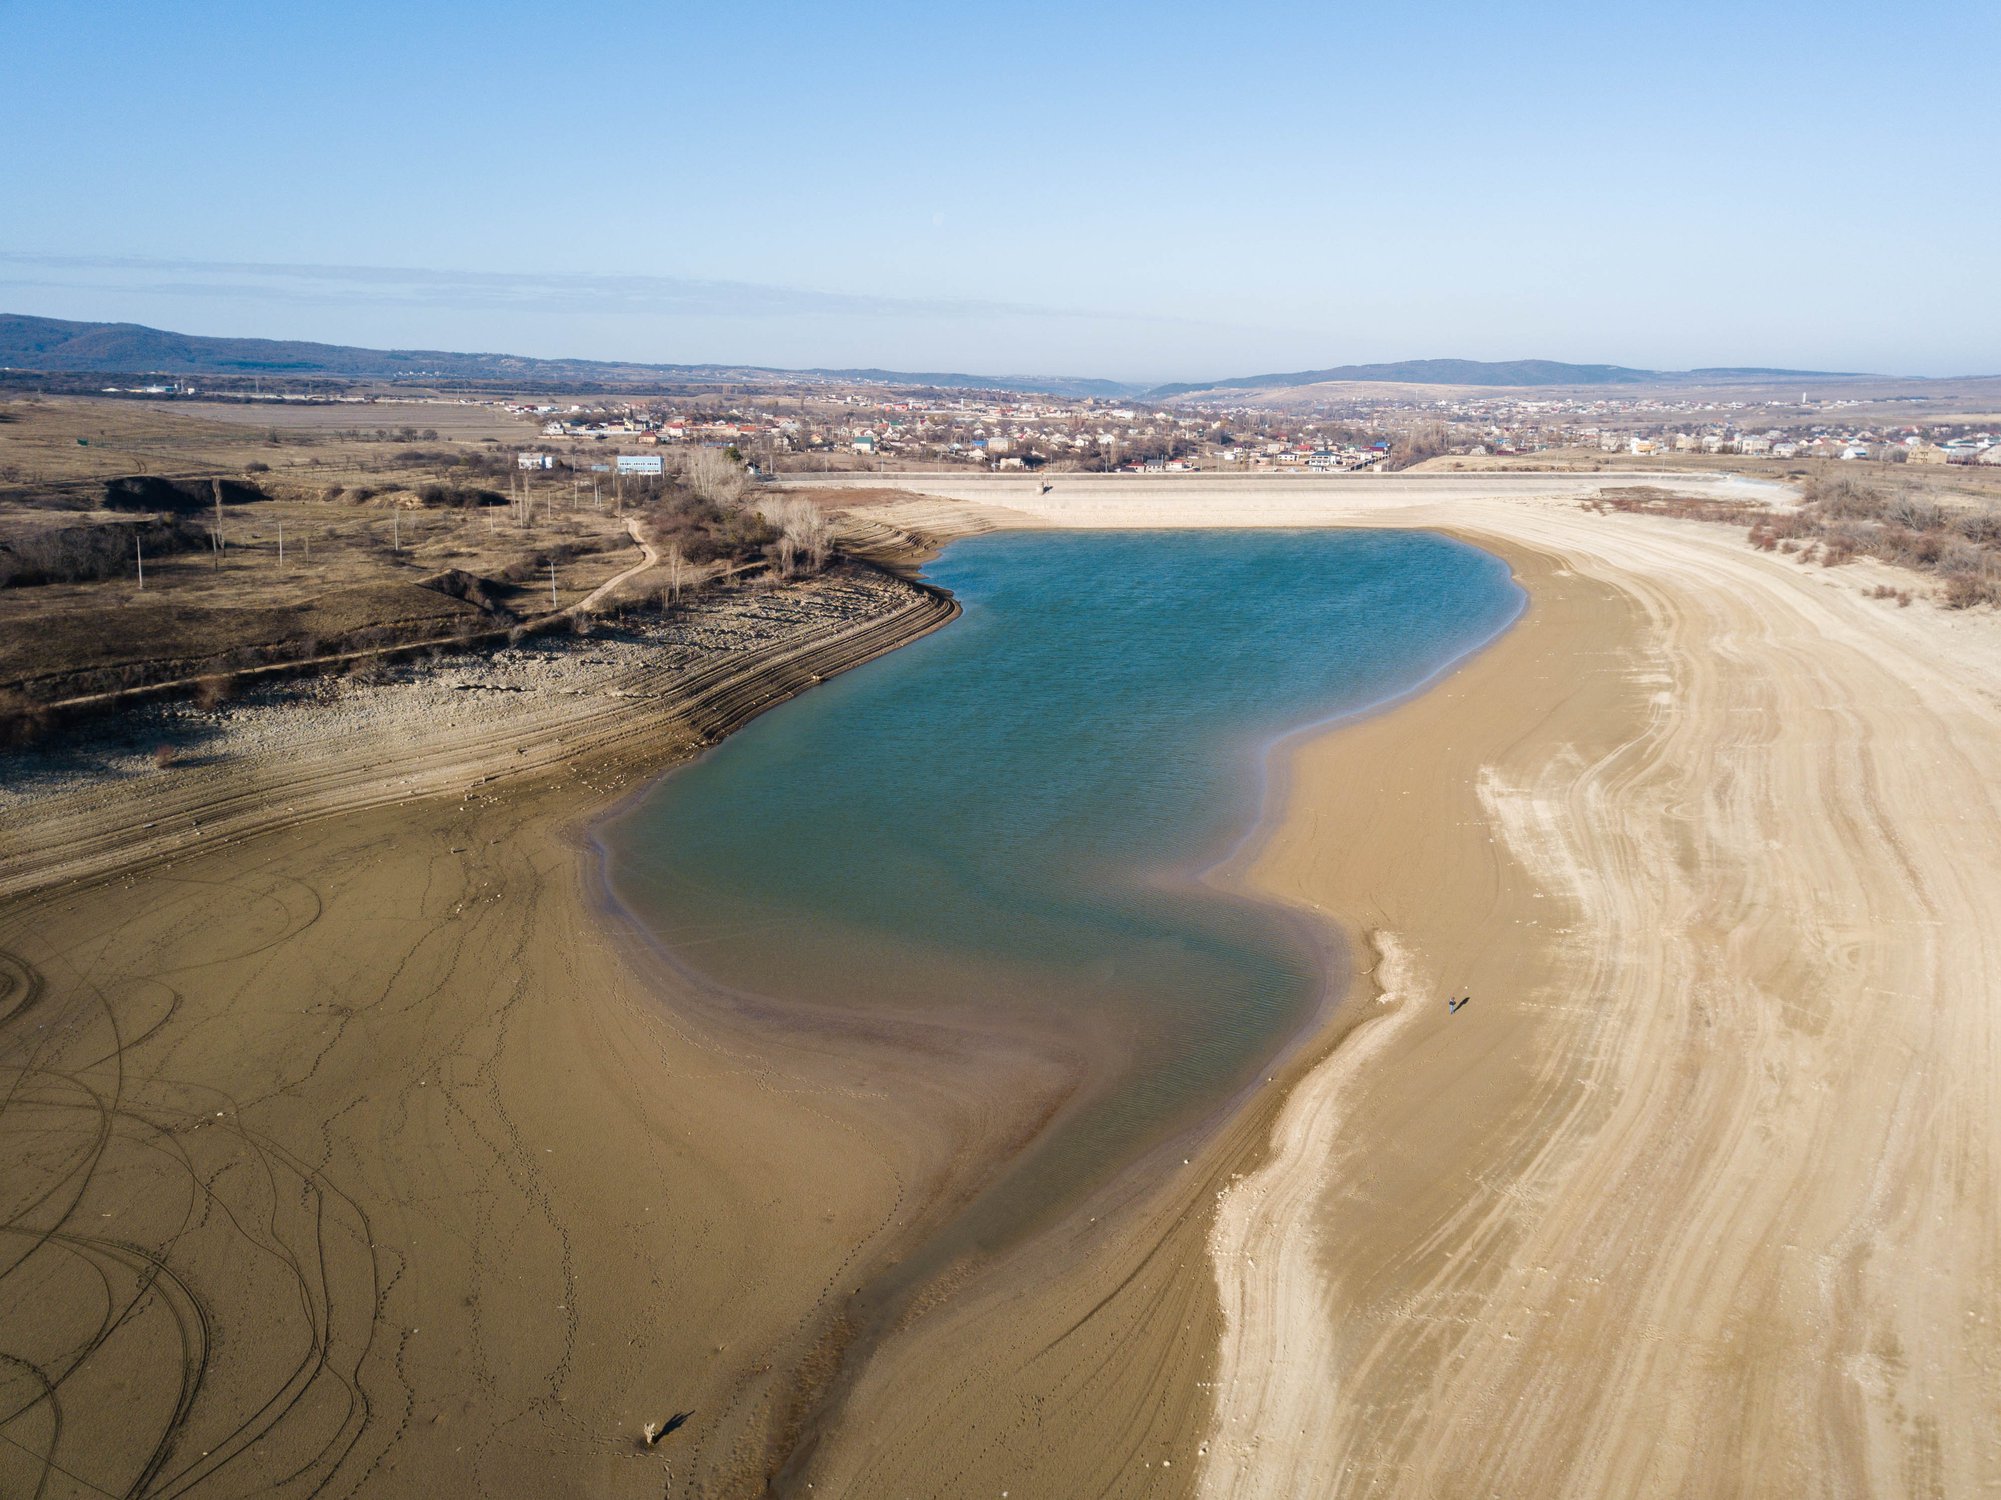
[[548, 560, 557, 610], [278, 520, 285, 566], [136, 532, 144, 591], [212, 478, 225, 566]]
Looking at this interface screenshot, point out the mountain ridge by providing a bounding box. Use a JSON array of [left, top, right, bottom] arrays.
[[0, 314, 1143, 399], [1148, 357, 1871, 396], [0, 313, 1884, 398]]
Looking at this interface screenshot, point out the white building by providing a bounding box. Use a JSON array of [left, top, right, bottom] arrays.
[[615, 454, 664, 475], [517, 452, 555, 470]]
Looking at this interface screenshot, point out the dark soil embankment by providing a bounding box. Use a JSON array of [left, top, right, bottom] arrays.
[[101, 474, 267, 511], [0, 513, 213, 586], [0, 578, 511, 707]]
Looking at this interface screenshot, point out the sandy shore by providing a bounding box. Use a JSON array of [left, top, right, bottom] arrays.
[[9, 471, 2000, 1497], [0, 561, 1086, 1498], [1216, 501, 2001, 1497], [791, 473, 2001, 1498]]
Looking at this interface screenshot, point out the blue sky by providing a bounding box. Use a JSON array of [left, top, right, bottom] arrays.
[[7, 0, 1997, 380]]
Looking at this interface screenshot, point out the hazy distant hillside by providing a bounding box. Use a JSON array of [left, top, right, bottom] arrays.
[[0, 314, 1140, 399], [804, 366, 1144, 398], [1152, 357, 1865, 397], [0, 313, 585, 381], [2, 313, 1878, 401]]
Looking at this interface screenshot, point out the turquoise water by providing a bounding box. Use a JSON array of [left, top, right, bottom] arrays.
[[607, 529, 1522, 1244]]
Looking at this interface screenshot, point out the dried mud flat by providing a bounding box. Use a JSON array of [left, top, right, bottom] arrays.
[[0, 559, 1059, 1499]]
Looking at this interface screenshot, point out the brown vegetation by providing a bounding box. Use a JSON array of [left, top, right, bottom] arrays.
[[1586, 486, 1765, 524], [193, 673, 238, 709], [0, 397, 829, 727], [682, 445, 750, 507], [0, 688, 52, 748], [0, 512, 212, 585], [759, 495, 837, 577], [1750, 474, 2001, 607], [640, 483, 777, 565], [1384, 420, 1452, 471]]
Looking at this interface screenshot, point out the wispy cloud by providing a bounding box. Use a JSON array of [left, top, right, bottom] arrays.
[[0, 250, 1197, 329]]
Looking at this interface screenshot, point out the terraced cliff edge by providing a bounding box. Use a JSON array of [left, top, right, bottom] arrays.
[[0, 559, 957, 899]]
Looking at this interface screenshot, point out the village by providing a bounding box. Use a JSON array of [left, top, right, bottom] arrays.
[[69, 370, 2000, 476], [493, 382, 2001, 475]]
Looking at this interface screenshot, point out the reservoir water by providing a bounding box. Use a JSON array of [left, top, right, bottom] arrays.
[[606, 529, 1523, 1246]]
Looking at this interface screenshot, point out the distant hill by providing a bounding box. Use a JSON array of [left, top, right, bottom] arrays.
[[803, 365, 1142, 399], [0, 314, 1144, 400], [1150, 358, 1867, 397], [1, 313, 1876, 400]]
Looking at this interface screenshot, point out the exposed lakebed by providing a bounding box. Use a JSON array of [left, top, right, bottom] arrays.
[[606, 528, 1523, 1246]]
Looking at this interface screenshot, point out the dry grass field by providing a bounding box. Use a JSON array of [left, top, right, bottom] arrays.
[[0, 395, 703, 725]]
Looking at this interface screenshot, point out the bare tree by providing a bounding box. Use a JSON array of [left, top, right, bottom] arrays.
[[660, 544, 693, 607], [683, 447, 748, 507], [1386, 421, 1452, 471], [756, 495, 835, 576]]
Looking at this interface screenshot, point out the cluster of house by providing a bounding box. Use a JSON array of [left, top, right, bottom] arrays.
[[1600, 430, 2001, 464], [1216, 441, 1386, 471], [493, 390, 2001, 476], [514, 450, 664, 475]]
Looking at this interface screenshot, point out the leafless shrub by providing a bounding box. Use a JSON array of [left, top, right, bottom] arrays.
[[1741, 474, 2001, 608], [642, 490, 774, 565], [0, 515, 210, 586], [1384, 420, 1451, 471], [1886, 494, 1947, 532], [1943, 574, 2001, 609], [659, 543, 694, 608], [1592, 488, 1762, 524], [194, 673, 238, 709], [0, 689, 52, 748], [682, 447, 748, 506], [756, 495, 835, 576], [153, 743, 179, 769]]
